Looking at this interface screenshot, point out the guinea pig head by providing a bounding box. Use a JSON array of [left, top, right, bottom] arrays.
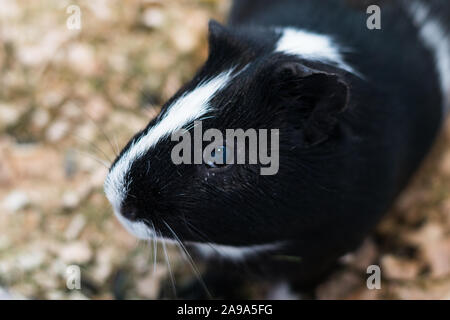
[[104, 21, 349, 250]]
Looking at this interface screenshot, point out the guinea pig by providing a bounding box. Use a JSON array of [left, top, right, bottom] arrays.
[[104, 0, 450, 297]]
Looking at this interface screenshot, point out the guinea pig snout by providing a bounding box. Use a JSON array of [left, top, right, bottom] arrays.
[[120, 203, 139, 221]]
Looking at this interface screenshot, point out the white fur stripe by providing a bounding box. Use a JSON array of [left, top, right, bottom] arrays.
[[104, 69, 235, 217], [274, 27, 357, 75], [193, 242, 282, 261], [266, 281, 300, 300], [406, 1, 450, 113]]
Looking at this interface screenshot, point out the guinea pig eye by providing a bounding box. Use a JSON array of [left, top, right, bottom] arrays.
[[206, 145, 229, 169]]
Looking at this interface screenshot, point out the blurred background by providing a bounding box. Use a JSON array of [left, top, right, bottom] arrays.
[[0, 0, 449, 300]]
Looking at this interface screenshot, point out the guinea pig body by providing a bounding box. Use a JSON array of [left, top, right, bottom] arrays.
[[104, 0, 450, 293]]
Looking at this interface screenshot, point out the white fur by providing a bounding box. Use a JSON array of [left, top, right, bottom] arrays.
[[113, 208, 154, 240], [104, 69, 235, 235], [193, 242, 282, 261], [406, 1, 450, 113], [275, 27, 357, 75], [266, 281, 300, 300]]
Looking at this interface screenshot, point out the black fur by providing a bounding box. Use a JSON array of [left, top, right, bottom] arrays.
[[107, 0, 448, 296]]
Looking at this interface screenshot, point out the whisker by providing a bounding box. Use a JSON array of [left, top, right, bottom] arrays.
[[112, 132, 120, 157], [74, 102, 119, 158], [184, 220, 221, 255], [159, 230, 177, 299], [182, 116, 215, 133], [163, 220, 212, 299], [70, 132, 113, 164], [72, 149, 110, 168], [185, 219, 252, 269], [150, 221, 158, 274]]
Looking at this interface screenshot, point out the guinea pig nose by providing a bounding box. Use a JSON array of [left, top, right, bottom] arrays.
[[120, 204, 138, 221]]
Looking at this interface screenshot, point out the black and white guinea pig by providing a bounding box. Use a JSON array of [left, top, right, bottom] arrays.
[[104, 0, 450, 292]]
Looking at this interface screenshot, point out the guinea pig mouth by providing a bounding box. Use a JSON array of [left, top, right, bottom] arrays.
[[113, 208, 155, 240], [113, 207, 180, 244], [113, 207, 287, 261]]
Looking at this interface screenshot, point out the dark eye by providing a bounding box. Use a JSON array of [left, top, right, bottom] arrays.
[[206, 145, 229, 169]]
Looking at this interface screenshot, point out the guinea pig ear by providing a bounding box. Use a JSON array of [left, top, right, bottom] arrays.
[[207, 19, 244, 56], [208, 20, 229, 50], [274, 61, 349, 146], [208, 20, 227, 40]]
